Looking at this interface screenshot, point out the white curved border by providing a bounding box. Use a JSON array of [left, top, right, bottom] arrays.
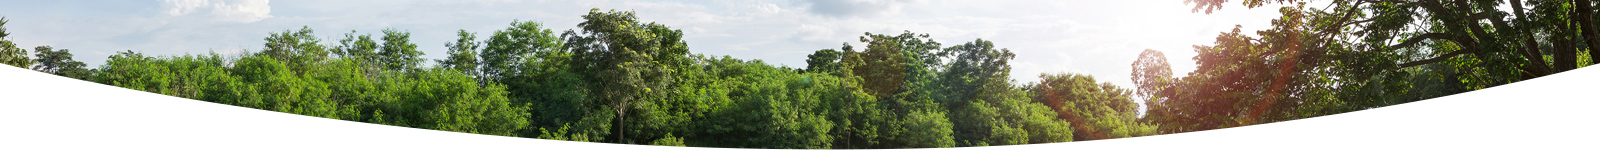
[[2, 64, 1596, 150]]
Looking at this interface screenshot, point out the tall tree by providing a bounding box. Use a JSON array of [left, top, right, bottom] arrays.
[[1130, 49, 1172, 100], [378, 28, 423, 71], [561, 8, 689, 143], [438, 30, 481, 78]]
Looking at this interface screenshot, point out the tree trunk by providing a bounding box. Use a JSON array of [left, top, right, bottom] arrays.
[[1555, 13, 1580, 72], [1555, 37, 1578, 72], [1507, 0, 1553, 77], [1576, 0, 1600, 65], [616, 103, 626, 144]]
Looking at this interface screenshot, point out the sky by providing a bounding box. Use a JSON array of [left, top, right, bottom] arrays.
[[0, 0, 1291, 98]]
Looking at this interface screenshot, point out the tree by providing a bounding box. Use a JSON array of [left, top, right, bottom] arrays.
[[403, 68, 531, 136], [1030, 73, 1154, 140], [480, 20, 563, 83], [1130, 49, 1172, 100], [260, 26, 330, 73], [334, 30, 380, 64], [0, 17, 33, 68], [936, 39, 1015, 104], [804, 48, 843, 74], [650, 133, 686, 146], [93, 51, 230, 100], [438, 30, 481, 78], [474, 20, 595, 139], [31, 46, 91, 80], [1146, 0, 1599, 132], [561, 8, 689, 143], [898, 110, 955, 148], [378, 28, 424, 71], [694, 67, 836, 148], [1185, 0, 1599, 107], [1140, 24, 1340, 133], [933, 39, 1074, 145]]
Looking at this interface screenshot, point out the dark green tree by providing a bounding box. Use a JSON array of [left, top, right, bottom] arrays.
[[804, 48, 843, 74], [31, 46, 91, 80]]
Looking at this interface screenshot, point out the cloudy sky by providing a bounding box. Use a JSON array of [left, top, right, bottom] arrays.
[[0, 0, 1291, 92]]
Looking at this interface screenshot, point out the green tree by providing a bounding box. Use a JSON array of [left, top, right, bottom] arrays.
[[935, 39, 1071, 145], [650, 133, 686, 146], [561, 8, 690, 143], [0, 17, 32, 68], [93, 51, 230, 100], [899, 110, 955, 148], [31, 46, 91, 80], [804, 48, 843, 74], [438, 29, 481, 77], [475, 20, 595, 139], [480, 21, 563, 82], [260, 26, 330, 73], [1031, 73, 1155, 140], [378, 28, 423, 71], [334, 30, 380, 64]]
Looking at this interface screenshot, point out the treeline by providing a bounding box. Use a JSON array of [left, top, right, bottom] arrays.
[[2, 0, 1595, 148], [0, 9, 1153, 148]]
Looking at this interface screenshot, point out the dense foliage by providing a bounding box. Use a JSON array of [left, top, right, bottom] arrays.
[[3, 1, 1595, 148]]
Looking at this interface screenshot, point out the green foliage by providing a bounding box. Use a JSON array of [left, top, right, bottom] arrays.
[[438, 30, 482, 77], [480, 20, 563, 82], [31, 46, 92, 80], [21, 3, 1549, 148], [378, 28, 424, 71], [898, 110, 955, 148], [804, 48, 842, 74], [561, 8, 692, 143], [92, 50, 530, 136], [1030, 73, 1151, 141], [649, 133, 685, 146], [334, 30, 380, 63], [537, 124, 595, 142], [260, 26, 329, 72], [0, 17, 32, 68]]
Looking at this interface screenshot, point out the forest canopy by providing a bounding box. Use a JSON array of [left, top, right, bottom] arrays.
[[2, 0, 1595, 148]]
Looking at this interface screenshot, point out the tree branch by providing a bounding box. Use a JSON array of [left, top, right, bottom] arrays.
[[1383, 33, 1457, 51]]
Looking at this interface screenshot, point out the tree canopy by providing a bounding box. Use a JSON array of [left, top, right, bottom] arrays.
[[3, 2, 1589, 148]]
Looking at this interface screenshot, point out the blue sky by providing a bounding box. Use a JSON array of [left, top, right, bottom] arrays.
[[0, 0, 1289, 93]]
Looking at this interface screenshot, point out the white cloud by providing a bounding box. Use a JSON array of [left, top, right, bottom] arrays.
[[794, 0, 924, 18], [161, 0, 273, 23]]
